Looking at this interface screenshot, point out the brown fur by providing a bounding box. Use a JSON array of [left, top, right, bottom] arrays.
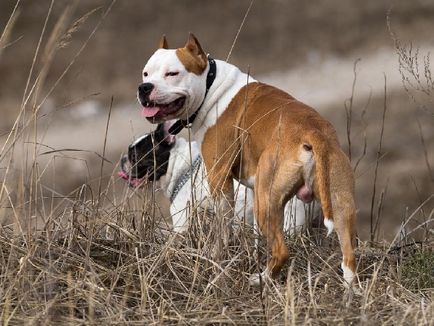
[[175, 33, 207, 75], [201, 82, 357, 279], [159, 34, 169, 49]]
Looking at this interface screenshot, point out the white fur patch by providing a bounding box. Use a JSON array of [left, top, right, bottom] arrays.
[[324, 218, 334, 236], [299, 149, 315, 189], [299, 148, 313, 162], [341, 262, 355, 286], [283, 199, 312, 235], [249, 269, 270, 286], [239, 176, 255, 188], [171, 209, 188, 233]]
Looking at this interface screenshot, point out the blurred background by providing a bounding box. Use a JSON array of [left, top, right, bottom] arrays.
[[0, 0, 433, 240]]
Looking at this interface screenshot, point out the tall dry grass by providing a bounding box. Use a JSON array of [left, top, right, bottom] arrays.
[[0, 2, 433, 325]]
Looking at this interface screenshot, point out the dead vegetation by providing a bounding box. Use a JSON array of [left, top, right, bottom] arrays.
[[0, 190, 433, 324]]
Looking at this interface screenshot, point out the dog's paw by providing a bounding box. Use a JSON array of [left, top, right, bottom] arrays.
[[340, 263, 363, 296], [249, 269, 270, 287], [341, 262, 355, 285]]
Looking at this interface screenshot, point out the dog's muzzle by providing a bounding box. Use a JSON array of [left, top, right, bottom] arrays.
[[138, 83, 154, 104], [138, 83, 186, 119]]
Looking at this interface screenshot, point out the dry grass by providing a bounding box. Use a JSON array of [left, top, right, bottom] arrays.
[[1, 2, 433, 325], [0, 190, 433, 324]]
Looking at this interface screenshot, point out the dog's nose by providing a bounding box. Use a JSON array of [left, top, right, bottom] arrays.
[[138, 83, 154, 96]]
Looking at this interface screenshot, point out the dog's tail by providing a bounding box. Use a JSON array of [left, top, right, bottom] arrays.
[[302, 130, 334, 235]]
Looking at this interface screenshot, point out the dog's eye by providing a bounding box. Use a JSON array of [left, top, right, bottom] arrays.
[[165, 72, 179, 77], [143, 72, 148, 77]]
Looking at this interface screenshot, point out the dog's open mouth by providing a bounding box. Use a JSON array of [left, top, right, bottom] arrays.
[[141, 96, 186, 118], [118, 156, 147, 188]]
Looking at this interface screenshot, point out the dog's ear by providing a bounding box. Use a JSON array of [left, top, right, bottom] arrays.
[[185, 33, 204, 56], [183, 32, 207, 71], [159, 34, 169, 49]]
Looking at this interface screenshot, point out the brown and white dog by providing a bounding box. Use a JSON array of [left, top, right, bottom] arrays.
[[137, 33, 357, 286]]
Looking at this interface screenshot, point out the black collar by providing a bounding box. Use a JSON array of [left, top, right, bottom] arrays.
[[168, 56, 216, 135]]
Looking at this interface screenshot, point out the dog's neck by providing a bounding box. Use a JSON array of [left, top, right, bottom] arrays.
[[191, 59, 257, 143], [158, 138, 201, 200]]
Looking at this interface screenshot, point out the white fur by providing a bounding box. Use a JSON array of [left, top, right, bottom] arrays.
[[324, 218, 334, 236], [341, 261, 355, 286], [142, 49, 210, 122], [239, 176, 255, 188], [283, 200, 308, 234], [299, 148, 315, 190], [249, 268, 270, 286], [131, 133, 150, 147]]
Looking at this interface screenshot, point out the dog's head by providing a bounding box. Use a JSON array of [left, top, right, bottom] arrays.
[[119, 121, 176, 187], [138, 33, 209, 123]]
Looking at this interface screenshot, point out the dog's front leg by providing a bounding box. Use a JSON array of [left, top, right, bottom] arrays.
[[202, 153, 236, 260], [211, 170, 235, 260], [200, 124, 240, 260]]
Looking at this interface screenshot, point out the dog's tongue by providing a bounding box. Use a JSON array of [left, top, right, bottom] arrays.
[[141, 106, 160, 118], [118, 171, 129, 180]]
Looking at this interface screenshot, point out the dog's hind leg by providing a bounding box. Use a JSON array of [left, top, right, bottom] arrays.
[[328, 150, 357, 287], [250, 149, 303, 285]]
